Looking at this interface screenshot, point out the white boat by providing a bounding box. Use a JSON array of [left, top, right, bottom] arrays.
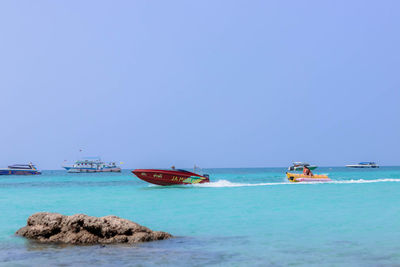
[[63, 157, 121, 173], [346, 162, 379, 168], [288, 162, 317, 171]]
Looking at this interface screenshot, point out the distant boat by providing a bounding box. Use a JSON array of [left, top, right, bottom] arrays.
[[288, 162, 317, 171], [132, 169, 210, 186], [63, 157, 121, 173], [0, 163, 41, 175], [346, 162, 379, 168]]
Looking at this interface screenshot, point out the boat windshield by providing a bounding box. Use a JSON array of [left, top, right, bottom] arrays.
[[8, 164, 34, 169], [176, 169, 192, 173]]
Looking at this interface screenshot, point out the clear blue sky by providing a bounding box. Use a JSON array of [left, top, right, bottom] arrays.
[[0, 1, 399, 169]]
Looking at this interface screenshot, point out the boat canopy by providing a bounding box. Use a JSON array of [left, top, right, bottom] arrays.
[[76, 157, 103, 164], [8, 164, 35, 169], [292, 162, 310, 166], [359, 162, 376, 165], [81, 157, 101, 160]]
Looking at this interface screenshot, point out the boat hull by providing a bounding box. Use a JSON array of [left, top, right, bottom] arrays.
[[66, 167, 121, 173], [132, 169, 210, 186], [286, 172, 331, 183], [346, 165, 379, 168], [0, 169, 41, 175]]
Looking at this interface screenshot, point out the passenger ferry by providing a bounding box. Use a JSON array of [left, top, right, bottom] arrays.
[[63, 157, 121, 173], [0, 163, 41, 175], [346, 162, 379, 168]]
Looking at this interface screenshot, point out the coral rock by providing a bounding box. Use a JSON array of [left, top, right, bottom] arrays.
[[16, 212, 172, 244]]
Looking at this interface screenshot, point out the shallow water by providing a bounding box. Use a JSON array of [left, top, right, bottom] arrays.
[[1, 167, 400, 266]]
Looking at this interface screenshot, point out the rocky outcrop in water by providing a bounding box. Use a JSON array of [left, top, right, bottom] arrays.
[[16, 212, 172, 244]]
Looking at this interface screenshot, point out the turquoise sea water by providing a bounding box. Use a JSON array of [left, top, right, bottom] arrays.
[[1, 167, 400, 266]]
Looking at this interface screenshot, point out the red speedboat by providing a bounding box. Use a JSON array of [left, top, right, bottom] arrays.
[[132, 169, 210, 186]]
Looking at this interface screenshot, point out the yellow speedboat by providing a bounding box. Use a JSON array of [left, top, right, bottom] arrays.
[[286, 172, 331, 183]]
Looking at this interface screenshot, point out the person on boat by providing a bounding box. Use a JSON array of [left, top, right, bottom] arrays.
[[171, 165, 175, 170], [303, 166, 313, 176]]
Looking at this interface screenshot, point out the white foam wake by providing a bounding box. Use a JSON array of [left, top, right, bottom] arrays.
[[328, 178, 400, 184], [193, 180, 289, 187], [192, 178, 400, 188]]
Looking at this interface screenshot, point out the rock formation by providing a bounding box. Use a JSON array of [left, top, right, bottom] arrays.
[[16, 212, 172, 244]]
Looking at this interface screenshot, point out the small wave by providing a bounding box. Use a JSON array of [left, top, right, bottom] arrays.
[[192, 178, 400, 188]]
